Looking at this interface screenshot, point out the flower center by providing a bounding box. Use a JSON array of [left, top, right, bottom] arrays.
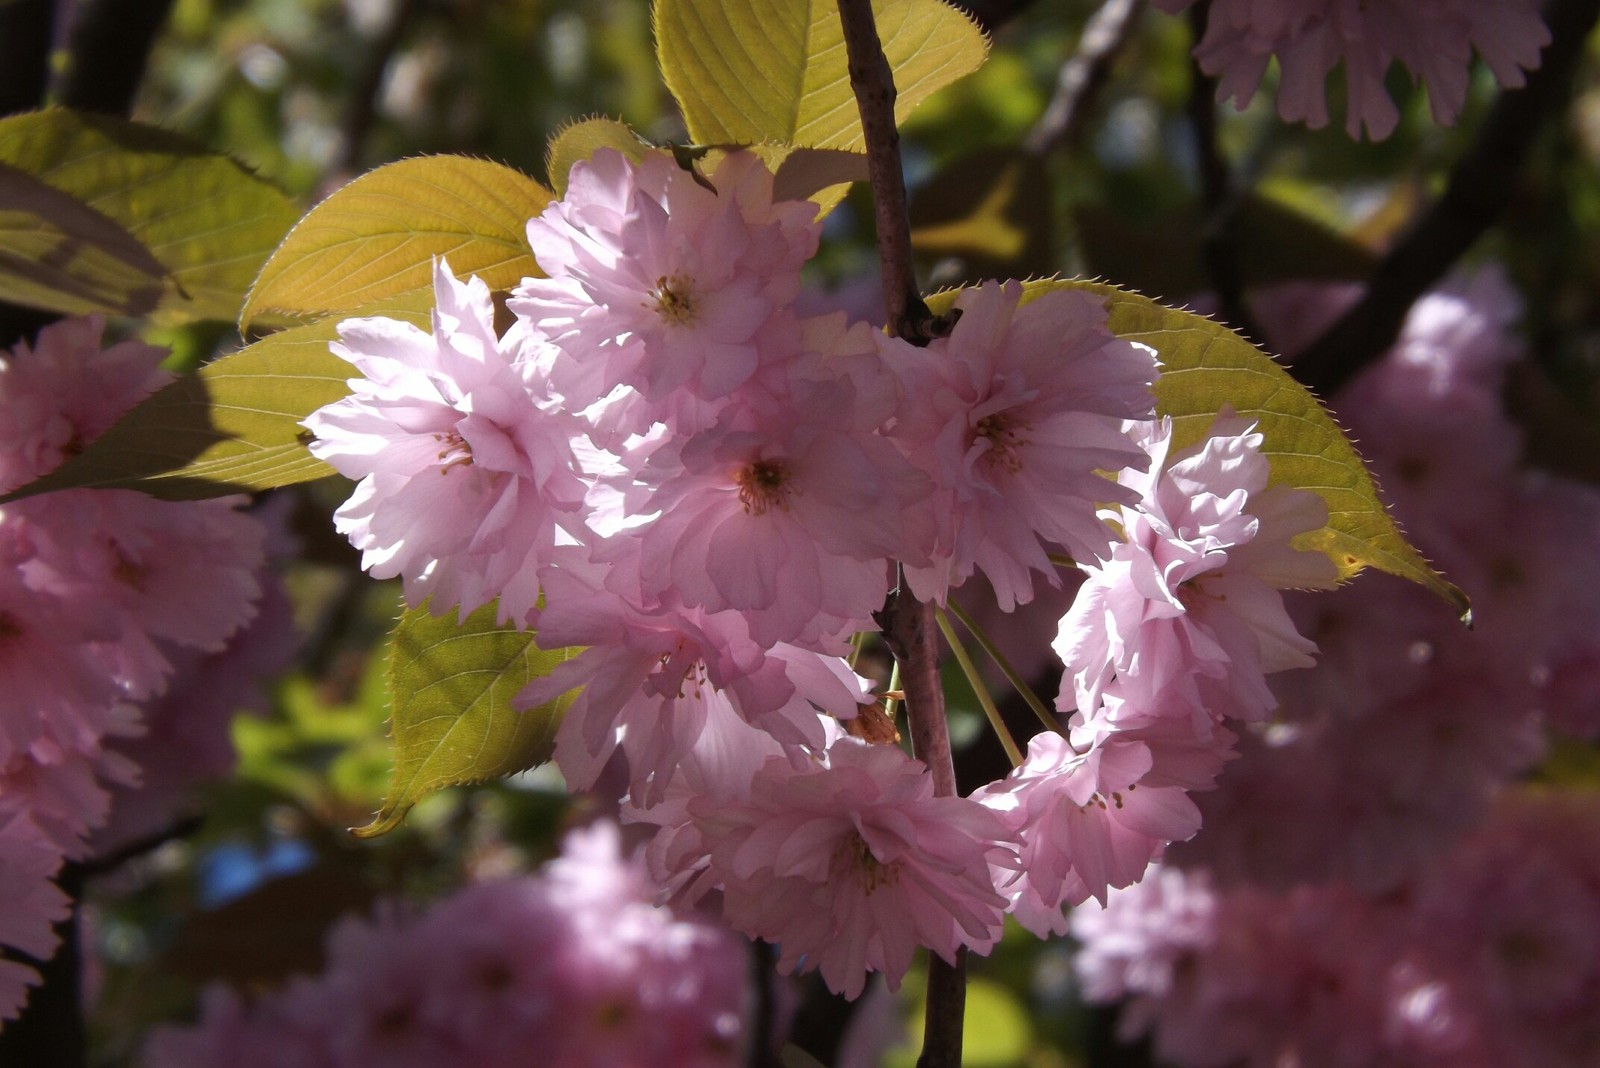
[[832, 830, 899, 894], [433, 427, 473, 473], [735, 458, 795, 515], [649, 273, 699, 325], [972, 410, 1027, 473]]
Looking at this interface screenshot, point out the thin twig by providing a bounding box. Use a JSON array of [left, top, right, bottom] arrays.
[[836, 2, 967, 1062], [1184, 0, 1264, 345], [1024, 0, 1145, 157], [1292, 0, 1600, 395]]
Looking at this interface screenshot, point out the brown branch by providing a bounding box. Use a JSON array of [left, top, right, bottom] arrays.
[[1024, 0, 1145, 157], [57, 0, 178, 116], [1292, 0, 1600, 395], [0, 0, 54, 117], [1184, 1, 1264, 345], [837, 2, 965, 1064]]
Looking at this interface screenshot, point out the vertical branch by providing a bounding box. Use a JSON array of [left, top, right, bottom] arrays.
[[1292, 0, 1600, 394], [1024, 0, 1145, 157], [836, 0, 949, 344], [1184, 1, 1263, 344], [57, 0, 178, 116], [836, 2, 964, 1065], [0, 0, 55, 117]]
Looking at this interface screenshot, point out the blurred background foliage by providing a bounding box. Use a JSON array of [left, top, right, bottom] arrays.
[[12, 0, 1597, 1063]]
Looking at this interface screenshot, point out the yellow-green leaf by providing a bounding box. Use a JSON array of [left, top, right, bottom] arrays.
[[655, 0, 988, 151], [355, 600, 578, 838], [545, 117, 650, 197], [0, 108, 299, 324], [1, 290, 434, 502], [0, 161, 167, 317], [241, 156, 551, 330], [928, 280, 1470, 619]]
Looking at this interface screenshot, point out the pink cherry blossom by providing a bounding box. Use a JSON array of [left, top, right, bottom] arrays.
[[142, 822, 748, 1068], [0, 800, 71, 1023], [891, 281, 1157, 610], [676, 738, 1016, 999], [0, 317, 171, 495], [975, 729, 1201, 930], [1055, 415, 1336, 729], [304, 258, 589, 626], [513, 148, 819, 431], [1158, 0, 1550, 139], [520, 549, 869, 806]]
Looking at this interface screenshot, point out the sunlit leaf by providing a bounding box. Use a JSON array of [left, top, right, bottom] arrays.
[[354, 600, 578, 839], [241, 156, 551, 330], [1, 290, 434, 502], [545, 116, 649, 196], [927, 280, 1470, 618], [655, 0, 987, 151], [0, 161, 166, 317], [0, 108, 299, 324]]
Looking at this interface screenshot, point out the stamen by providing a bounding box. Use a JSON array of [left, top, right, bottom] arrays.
[[972, 411, 1028, 473], [649, 273, 699, 325], [736, 458, 795, 515], [433, 427, 473, 473]]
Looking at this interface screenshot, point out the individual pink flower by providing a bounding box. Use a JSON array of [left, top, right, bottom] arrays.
[[304, 258, 589, 626], [1158, 0, 1550, 140], [627, 375, 933, 647], [0, 317, 171, 494], [890, 282, 1158, 610], [17, 490, 266, 700], [512, 148, 819, 427], [974, 729, 1201, 932], [0, 800, 71, 1023], [1055, 415, 1337, 729], [676, 738, 1016, 999], [520, 548, 869, 806]]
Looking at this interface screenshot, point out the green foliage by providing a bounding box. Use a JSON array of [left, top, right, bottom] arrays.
[[355, 600, 579, 839], [240, 155, 551, 329], [1, 290, 434, 502], [928, 280, 1470, 618], [655, 0, 988, 151], [0, 161, 167, 317], [0, 108, 298, 324], [545, 117, 651, 196]]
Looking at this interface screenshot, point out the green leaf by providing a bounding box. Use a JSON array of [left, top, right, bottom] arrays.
[[242, 155, 552, 330], [0, 108, 299, 324], [1, 290, 434, 502], [655, 0, 988, 151], [0, 161, 166, 317], [928, 280, 1470, 619], [355, 600, 579, 838], [545, 117, 650, 197]]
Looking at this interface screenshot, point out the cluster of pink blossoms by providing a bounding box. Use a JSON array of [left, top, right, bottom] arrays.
[[141, 821, 749, 1068], [305, 147, 1338, 995], [0, 319, 285, 1023], [1075, 789, 1600, 1068], [1069, 268, 1600, 1064], [1159, 0, 1550, 139]]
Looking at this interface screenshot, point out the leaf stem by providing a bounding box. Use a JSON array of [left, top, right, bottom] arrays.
[[944, 599, 1059, 738], [935, 608, 1024, 767]]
